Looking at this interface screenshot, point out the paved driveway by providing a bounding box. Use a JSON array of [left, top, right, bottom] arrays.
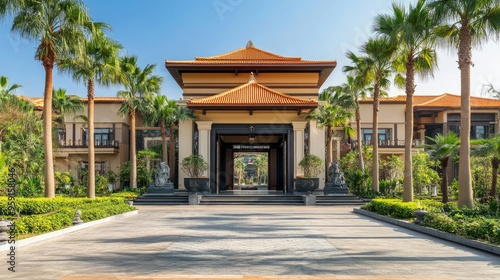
[[4, 205, 500, 280]]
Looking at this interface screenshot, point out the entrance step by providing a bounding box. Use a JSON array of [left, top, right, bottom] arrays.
[[315, 195, 366, 206], [133, 194, 189, 205], [200, 195, 304, 205]]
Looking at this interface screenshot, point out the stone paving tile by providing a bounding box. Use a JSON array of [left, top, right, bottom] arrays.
[[3, 206, 500, 280]]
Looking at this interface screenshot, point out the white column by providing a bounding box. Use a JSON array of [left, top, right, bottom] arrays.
[[178, 119, 193, 190], [196, 121, 213, 177], [309, 120, 326, 189], [292, 121, 307, 177]]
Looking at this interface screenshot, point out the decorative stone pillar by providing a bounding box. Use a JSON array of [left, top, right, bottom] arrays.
[[292, 121, 308, 177], [309, 120, 326, 190], [196, 121, 213, 177]]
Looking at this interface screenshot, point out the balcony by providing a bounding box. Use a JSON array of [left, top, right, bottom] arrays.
[[58, 139, 120, 149], [351, 139, 424, 148]]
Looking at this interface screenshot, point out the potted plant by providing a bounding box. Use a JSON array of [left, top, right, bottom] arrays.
[[107, 170, 117, 192], [295, 154, 324, 194], [181, 154, 209, 193]]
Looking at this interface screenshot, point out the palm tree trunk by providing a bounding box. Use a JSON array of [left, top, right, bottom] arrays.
[[160, 121, 168, 163], [87, 79, 95, 198], [403, 56, 415, 202], [457, 22, 474, 208], [356, 107, 365, 172], [169, 125, 176, 182], [326, 124, 333, 169], [491, 157, 498, 199], [130, 111, 137, 188], [441, 158, 449, 203], [372, 80, 380, 192], [43, 62, 55, 198]]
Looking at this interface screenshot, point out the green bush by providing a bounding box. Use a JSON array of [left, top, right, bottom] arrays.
[[362, 198, 442, 219], [0, 197, 134, 236], [364, 198, 500, 245]]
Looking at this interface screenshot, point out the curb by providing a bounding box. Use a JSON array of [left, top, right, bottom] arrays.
[[353, 208, 500, 257], [0, 210, 138, 252]]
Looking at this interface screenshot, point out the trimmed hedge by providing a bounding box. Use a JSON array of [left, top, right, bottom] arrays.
[[361, 198, 442, 219], [0, 197, 135, 236], [0, 197, 128, 216], [362, 198, 500, 245]]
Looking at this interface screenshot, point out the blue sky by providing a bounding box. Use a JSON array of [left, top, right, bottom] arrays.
[[1, 0, 499, 100]]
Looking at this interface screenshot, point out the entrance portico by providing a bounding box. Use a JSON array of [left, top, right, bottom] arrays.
[[165, 41, 336, 194]]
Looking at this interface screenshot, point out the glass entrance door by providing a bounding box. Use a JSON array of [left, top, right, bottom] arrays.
[[233, 151, 269, 190]]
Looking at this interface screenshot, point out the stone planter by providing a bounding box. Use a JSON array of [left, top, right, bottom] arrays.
[[184, 178, 210, 194], [414, 209, 428, 225], [294, 178, 319, 194]]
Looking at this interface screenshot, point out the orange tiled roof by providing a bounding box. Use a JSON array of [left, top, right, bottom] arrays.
[[166, 41, 336, 65], [188, 73, 317, 108], [23, 96, 124, 110], [360, 93, 500, 109], [415, 93, 500, 109]]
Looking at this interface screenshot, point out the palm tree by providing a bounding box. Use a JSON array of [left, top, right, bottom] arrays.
[[375, 0, 439, 202], [117, 56, 163, 189], [308, 89, 355, 168], [52, 88, 84, 127], [143, 95, 194, 181], [356, 37, 396, 192], [472, 134, 500, 199], [339, 64, 370, 172], [425, 132, 459, 203], [58, 32, 121, 198], [0, 76, 21, 96], [1, 0, 94, 198], [428, 0, 500, 208]]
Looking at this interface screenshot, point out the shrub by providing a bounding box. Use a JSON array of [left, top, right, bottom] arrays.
[[362, 198, 442, 219]]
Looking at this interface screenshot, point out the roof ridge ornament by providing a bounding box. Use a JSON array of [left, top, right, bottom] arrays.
[[246, 40, 254, 48], [248, 72, 257, 83]]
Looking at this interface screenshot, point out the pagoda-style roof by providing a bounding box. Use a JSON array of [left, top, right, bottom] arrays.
[[165, 41, 336, 88], [187, 73, 317, 112]]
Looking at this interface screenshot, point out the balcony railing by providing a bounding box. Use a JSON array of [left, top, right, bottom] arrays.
[[58, 139, 120, 148], [351, 139, 424, 148]]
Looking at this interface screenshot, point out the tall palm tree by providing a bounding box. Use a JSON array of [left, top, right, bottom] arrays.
[[143, 95, 194, 181], [357, 37, 396, 192], [52, 88, 84, 127], [425, 132, 459, 203], [375, 0, 439, 202], [308, 90, 355, 168], [58, 32, 121, 198], [117, 56, 163, 189], [428, 0, 500, 208], [340, 57, 370, 172], [472, 134, 500, 199], [1, 0, 94, 198]]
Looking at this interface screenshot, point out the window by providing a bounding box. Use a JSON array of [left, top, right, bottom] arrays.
[[362, 128, 391, 144], [78, 161, 106, 177], [83, 128, 114, 146], [57, 128, 65, 142]]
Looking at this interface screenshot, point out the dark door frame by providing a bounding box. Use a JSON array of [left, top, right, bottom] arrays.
[[210, 124, 294, 194]]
